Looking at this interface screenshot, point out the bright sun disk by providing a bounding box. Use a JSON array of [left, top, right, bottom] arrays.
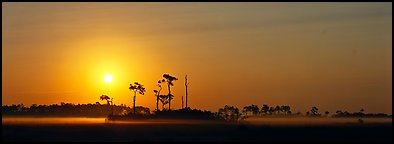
[[104, 74, 112, 83]]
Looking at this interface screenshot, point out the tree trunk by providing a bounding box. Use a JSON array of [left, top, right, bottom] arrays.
[[156, 88, 161, 111], [156, 95, 159, 111], [111, 98, 114, 116], [133, 91, 136, 114], [168, 84, 171, 110], [185, 75, 188, 108]]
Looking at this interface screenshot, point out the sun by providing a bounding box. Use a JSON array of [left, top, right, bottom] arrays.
[[104, 74, 113, 83]]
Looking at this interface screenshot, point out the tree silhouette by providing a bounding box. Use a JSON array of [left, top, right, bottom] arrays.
[[274, 106, 281, 115], [310, 106, 320, 116], [100, 95, 113, 115], [243, 105, 259, 116], [162, 74, 178, 110], [218, 105, 241, 122], [325, 111, 330, 117], [280, 105, 291, 115], [129, 82, 146, 114], [269, 107, 275, 115], [153, 80, 164, 111], [261, 104, 269, 115], [185, 75, 190, 109], [243, 106, 251, 116], [158, 94, 169, 110]]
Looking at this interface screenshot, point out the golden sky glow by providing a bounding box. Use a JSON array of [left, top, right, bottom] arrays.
[[2, 2, 392, 114]]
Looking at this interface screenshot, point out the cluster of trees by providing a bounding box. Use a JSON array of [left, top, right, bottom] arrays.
[[3, 73, 391, 120], [104, 73, 192, 115], [332, 109, 391, 118], [232, 104, 391, 120], [1, 103, 138, 117], [121, 74, 185, 114], [217, 105, 241, 122], [2, 103, 391, 121], [241, 104, 294, 117], [256, 105, 291, 116]]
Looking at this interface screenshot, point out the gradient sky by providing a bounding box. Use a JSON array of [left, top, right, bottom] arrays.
[[2, 2, 392, 114]]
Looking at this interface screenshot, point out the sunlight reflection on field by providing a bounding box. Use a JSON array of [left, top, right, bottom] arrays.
[[2, 117, 392, 126], [2, 117, 228, 125]]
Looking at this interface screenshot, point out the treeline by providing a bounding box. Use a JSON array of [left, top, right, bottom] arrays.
[[3, 103, 391, 121], [240, 104, 391, 118], [2, 103, 148, 117]]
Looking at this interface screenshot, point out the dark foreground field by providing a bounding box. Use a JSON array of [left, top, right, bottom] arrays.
[[2, 122, 392, 142]]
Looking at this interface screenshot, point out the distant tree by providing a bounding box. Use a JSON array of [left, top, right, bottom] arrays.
[[100, 95, 111, 105], [129, 82, 146, 114], [131, 106, 151, 115], [281, 105, 291, 115], [218, 105, 241, 122], [324, 111, 330, 117], [261, 104, 269, 115], [250, 105, 259, 116], [243, 106, 251, 116], [336, 110, 343, 115], [185, 75, 190, 108], [100, 95, 113, 115], [162, 74, 178, 110], [310, 106, 320, 116], [269, 107, 275, 115], [243, 105, 259, 116], [360, 109, 365, 113], [274, 106, 281, 115]]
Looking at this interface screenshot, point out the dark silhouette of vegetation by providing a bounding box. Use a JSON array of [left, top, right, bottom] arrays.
[[162, 74, 178, 110], [243, 104, 259, 116], [333, 109, 390, 118], [129, 82, 146, 114], [309, 106, 321, 117], [184, 75, 190, 109], [158, 94, 170, 110], [3, 102, 391, 121], [324, 111, 330, 117], [261, 104, 269, 115], [153, 79, 165, 111], [100, 95, 113, 115], [3, 73, 391, 122], [217, 105, 241, 122], [2, 103, 139, 117]]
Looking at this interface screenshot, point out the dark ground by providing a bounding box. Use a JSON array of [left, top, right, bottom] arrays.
[[2, 122, 392, 142]]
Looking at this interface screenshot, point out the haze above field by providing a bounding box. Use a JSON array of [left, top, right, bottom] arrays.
[[2, 2, 392, 114]]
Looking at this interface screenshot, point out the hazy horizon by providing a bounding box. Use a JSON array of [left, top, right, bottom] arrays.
[[2, 2, 392, 114]]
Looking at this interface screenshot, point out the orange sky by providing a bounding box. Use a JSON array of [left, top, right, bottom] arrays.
[[2, 2, 392, 114]]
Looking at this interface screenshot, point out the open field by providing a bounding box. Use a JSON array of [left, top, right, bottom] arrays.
[[2, 117, 392, 142]]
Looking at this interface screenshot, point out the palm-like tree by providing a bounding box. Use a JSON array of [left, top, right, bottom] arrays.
[[100, 95, 113, 115], [129, 82, 146, 114], [162, 74, 178, 110], [153, 80, 165, 111]]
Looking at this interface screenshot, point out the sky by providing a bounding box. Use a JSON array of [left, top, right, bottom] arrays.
[[2, 2, 392, 114]]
